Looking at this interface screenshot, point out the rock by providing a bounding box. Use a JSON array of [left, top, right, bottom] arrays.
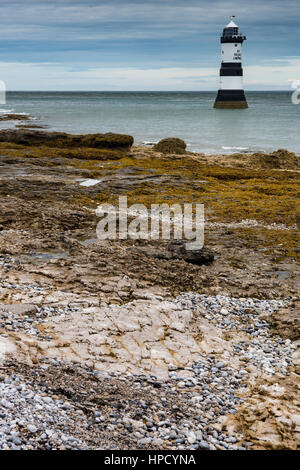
[[220, 308, 228, 316], [0, 114, 31, 121], [138, 437, 152, 446], [187, 431, 197, 444], [140, 241, 214, 266], [198, 440, 210, 450], [27, 424, 38, 433], [0, 129, 134, 151], [252, 149, 299, 170], [152, 438, 164, 446], [167, 241, 214, 266], [16, 124, 47, 129], [215, 362, 225, 369], [154, 138, 187, 155], [12, 436, 22, 445], [177, 381, 186, 388], [261, 304, 300, 341], [0, 399, 13, 409], [0, 304, 37, 315]]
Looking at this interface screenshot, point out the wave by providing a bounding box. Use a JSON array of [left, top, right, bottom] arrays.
[[13, 112, 31, 116], [0, 110, 33, 117], [222, 146, 249, 151]]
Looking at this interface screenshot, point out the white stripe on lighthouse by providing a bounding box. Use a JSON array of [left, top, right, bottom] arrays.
[[220, 76, 243, 90], [221, 43, 242, 63]]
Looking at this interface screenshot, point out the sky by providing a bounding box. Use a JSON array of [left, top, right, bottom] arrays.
[[0, 0, 299, 91]]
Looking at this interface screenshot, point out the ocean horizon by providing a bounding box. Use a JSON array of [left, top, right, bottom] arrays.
[[1, 90, 299, 154]]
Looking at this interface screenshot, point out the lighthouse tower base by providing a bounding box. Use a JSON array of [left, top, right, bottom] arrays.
[[214, 90, 248, 109]]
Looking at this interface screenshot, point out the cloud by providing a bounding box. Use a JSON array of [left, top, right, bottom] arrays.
[[0, 0, 299, 41], [1, 57, 299, 91], [244, 58, 300, 88]]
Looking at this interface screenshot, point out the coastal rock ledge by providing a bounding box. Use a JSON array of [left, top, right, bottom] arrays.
[[0, 129, 134, 150]]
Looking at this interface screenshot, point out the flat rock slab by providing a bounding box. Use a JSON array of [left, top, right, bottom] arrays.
[[0, 336, 16, 362], [0, 303, 37, 315], [9, 296, 236, 379]]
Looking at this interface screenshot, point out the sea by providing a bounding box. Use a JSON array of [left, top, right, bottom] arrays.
[[1, 91, 299, 154]]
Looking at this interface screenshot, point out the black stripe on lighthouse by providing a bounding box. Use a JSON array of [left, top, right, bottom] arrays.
[[215, 89, 247, 102], [220, 67, 243, 76]]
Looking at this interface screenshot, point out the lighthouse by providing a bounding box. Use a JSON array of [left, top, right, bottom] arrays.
[[214, 16, 248, 109]]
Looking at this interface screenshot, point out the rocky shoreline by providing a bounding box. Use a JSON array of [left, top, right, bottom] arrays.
[[0, 130, 299, 450]]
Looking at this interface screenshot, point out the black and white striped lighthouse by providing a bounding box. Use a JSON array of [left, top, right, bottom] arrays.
[[214, 16, 248, 109]]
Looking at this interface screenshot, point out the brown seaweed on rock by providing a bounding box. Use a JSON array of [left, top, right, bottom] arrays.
[[16, 124, 48, 129], [0, 113, 32, 121], [0, 129, 134, 150], [253, 149, 300, 169], [224, 149, 300, 170], [154, 137, 187, 154]]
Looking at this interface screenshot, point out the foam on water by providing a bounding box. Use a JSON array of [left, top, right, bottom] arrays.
[[222, 146, 249, 151], [142, 141, 158, 146]]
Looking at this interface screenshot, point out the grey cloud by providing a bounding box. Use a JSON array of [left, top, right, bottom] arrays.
[[0, 0, 299, 41]]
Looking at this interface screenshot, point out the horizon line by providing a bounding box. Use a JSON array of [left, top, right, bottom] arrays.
[[5, 89, 291, 93]]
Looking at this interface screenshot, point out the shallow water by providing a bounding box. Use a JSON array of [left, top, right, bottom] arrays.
[[1, 91, 300, 154], [21, 252, 69, 262]]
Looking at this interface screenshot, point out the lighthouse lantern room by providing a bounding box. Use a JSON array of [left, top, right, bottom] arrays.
[[214, 16, 248, 109]]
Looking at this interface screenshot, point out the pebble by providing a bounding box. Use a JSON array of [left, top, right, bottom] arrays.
[[27, 425, 38, 433]]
